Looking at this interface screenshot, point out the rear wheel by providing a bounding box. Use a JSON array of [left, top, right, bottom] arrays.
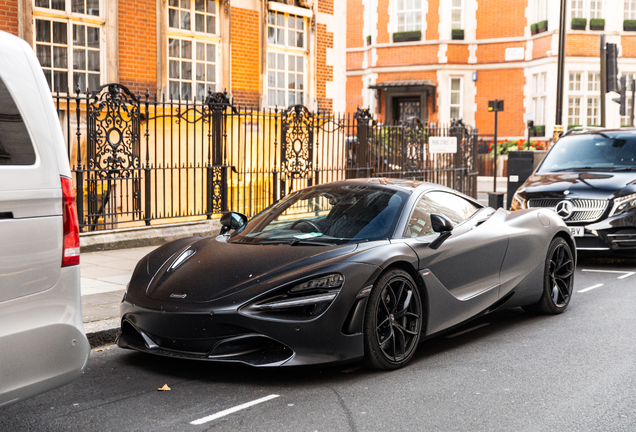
[[363, 269, 422, 370], [523, 237, 574, 314]]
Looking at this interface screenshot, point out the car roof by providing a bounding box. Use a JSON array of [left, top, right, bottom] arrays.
[[321, 178, 448, 194]]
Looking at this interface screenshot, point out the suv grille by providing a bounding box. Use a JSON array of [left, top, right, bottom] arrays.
[[528, 198, 608, 222]]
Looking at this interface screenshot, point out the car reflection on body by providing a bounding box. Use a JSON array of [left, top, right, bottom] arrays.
[[510, 128, 636, 255], [118, 178, 575, 370]]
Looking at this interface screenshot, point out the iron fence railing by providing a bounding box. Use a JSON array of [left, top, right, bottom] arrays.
[[54, 84, 479, 232]]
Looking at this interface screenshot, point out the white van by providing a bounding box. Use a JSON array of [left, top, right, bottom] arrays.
[[0, 30, 90, 407]]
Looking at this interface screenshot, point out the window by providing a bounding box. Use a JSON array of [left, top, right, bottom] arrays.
[[569, 72, 582, 91], [626, 0, 636, 20], [590, 0, 603, 18], [266, 11, 307, 107], [621, 73, 635, 126], [451, 0, 463, 30], [571, 0, 585, 18], [568, 97, 581, 126], [588, 72, 600, 91], [449, 77, 462, 120], [167, 0, 218, 101], [0, 77, 36, 166], [33, 0, 104, 93], [533, 72, 547, 127], [397, 0, 423, 32], [536, 0, 548, 21], [587, 97, 600, 125]]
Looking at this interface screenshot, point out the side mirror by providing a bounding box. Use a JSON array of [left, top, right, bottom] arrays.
[[430, 214, 453, 233], [219, 211, 248, 235], [429, 214, 453, 250]]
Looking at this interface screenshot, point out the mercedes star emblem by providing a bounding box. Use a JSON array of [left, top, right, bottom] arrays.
[[555, 200, 574, 219]]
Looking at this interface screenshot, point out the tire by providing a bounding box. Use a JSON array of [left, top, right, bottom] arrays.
[[523, 237, 574, 314], [363, 269, 423, 370]]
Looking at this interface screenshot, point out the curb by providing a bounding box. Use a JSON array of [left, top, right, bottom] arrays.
[[87, 327, 120, 348]]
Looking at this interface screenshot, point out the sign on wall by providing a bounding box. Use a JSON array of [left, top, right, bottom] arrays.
[[505, 47, 525, 61], [429, 137, 457, 154]]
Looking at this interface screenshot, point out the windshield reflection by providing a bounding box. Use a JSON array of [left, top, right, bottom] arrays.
[[229, 185, 407, 245]]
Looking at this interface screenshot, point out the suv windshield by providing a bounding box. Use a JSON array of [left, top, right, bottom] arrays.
[[229, 185, 408, 245], [538, 133, 636, 173]]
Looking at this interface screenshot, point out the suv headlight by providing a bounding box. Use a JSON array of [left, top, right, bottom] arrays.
[[610, 193, 636, 217], [510, 192, 527, 210]]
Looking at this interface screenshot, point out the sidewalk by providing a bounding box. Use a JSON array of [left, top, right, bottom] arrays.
[[80, 176, 511, 348]]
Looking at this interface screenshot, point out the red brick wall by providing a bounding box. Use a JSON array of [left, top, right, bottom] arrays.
[[426, 0, 439, 41], [347, 0, 364, 48], [532, 34, 552, 60], [231, 6, 259, 108], [446, 44, 469, 63], [318, 0, 333, 15], [347, 51, 364, 71], [622, 36, 636, 58], [476, 0, 526, 40], [118, 0, 157, 94], [377, 0, 390, 44], [317, 23, 333, 111], [477, 42, 526, 63], [475, 69, 525, 136], [566, 34, 600, 57], [376, 45, 438, 66], [0, 0, 18, 35], [346, 75, 364, 114]]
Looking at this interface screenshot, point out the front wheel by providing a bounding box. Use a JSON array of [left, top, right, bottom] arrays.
[[523, 237, 574, 314], [363, 269, 423, 370]]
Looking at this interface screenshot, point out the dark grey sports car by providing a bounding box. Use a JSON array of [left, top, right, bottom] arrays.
[[118, 178, 575, 370]]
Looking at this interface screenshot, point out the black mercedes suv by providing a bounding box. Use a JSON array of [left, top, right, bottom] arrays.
[[510, 128, 636, 254]]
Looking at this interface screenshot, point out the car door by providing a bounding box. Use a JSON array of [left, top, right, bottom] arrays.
[[405, 191, 509, 333]]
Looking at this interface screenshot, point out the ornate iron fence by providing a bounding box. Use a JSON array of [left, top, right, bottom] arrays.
[[54, 83, 479, 231]]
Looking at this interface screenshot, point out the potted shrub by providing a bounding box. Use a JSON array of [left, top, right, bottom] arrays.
[[451, 28, 464, 40], [366, 35, 372, 45], [624, 19, 636, 31], [392, 30, 421, 43], [590, 18, 605, 30], [571, 17, 587, 30], [538, 20, 548, 33], [531, 23, 538, 35], [533, 125, 546, 136]]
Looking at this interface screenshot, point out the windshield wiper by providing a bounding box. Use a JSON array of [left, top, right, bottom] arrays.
[[257, 238, 335, 246], [551, 166, 614, 172], [611, 167, 636, 171]]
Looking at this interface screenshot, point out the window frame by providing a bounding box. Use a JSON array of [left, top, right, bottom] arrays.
[[533, 72, 547, 127], [621, 73, 635, 126], [396, 0, 424, 33], [625, 0, 636, 20], [449, 76, 463, 120], [451, 0, 464, 30], [166, 0, 221, 101], [265, 10, 308, 108], [32, 0, 106, 94], [567, 69, 601, 127]]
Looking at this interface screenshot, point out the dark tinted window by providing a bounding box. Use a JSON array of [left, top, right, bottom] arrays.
[[539, 133, 636, 172], [405, 191, 479, 238], [0, 76, 36, 166]]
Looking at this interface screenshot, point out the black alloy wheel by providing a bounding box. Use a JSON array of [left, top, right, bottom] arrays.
[[364, 269, 423, 370], [524, 237, 574, 314]]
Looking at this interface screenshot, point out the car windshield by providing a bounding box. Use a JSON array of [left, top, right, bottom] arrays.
[[538, 133, 636, 173], [228, 185, 408, 245]]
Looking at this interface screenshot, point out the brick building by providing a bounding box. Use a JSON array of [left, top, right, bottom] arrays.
[[1, 0, 346, 112], [347, 0, 636, 138]]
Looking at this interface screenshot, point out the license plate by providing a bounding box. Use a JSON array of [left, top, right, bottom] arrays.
[[569, 227, 584, 237]]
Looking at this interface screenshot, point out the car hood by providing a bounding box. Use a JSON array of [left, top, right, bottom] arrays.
[[144, 236, 358, 303], [523, 171, 636, 200]]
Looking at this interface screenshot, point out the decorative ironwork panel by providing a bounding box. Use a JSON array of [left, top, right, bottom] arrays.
[[281, 105, 314, 179], [403, 117, 426, 172]]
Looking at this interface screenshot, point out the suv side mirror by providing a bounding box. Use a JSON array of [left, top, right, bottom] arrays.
[[429, 214, 453, 249], [219, 211, 248, 235]]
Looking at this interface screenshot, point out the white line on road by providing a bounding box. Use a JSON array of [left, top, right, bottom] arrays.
[[445, 323, 490, 339], [190, 394, 280, 425], [578, 283, 604, 293], [581, 269, 636, 279]]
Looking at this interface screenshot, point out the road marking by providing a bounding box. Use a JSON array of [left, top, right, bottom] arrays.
[[581, 269, 636, 279], [578, 283, 604, 293], [445, 323, 490, 339], [190, 394, 280, 425]]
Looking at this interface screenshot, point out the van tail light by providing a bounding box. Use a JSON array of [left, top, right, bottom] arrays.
[[61, 176, 80, 267]]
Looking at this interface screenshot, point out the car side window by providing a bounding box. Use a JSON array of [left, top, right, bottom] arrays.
[[0, 76, 36, 166], [405, 191, 479, 238]]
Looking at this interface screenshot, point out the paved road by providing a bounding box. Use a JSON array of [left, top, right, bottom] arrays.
[[2, 256, 635, 432]]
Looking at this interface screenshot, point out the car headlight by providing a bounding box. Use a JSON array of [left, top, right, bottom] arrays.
[[240, 273, 344, 321], [610, 193, 636, 217], [510, 192, 527, 210]]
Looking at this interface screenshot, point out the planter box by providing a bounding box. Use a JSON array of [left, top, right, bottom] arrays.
[[366, 35, 371, 45], [533, 125, 546, 136], [451, 29, 464, 40], [392, 30, 421, 43], [590, 18, 605, 31], [624, 19, 636, 31], [538, 20, 548, 33], [571, 17, 587, 30]]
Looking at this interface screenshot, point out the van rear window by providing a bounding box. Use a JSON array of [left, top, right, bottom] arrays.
[[0, 76, 36, 166]]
